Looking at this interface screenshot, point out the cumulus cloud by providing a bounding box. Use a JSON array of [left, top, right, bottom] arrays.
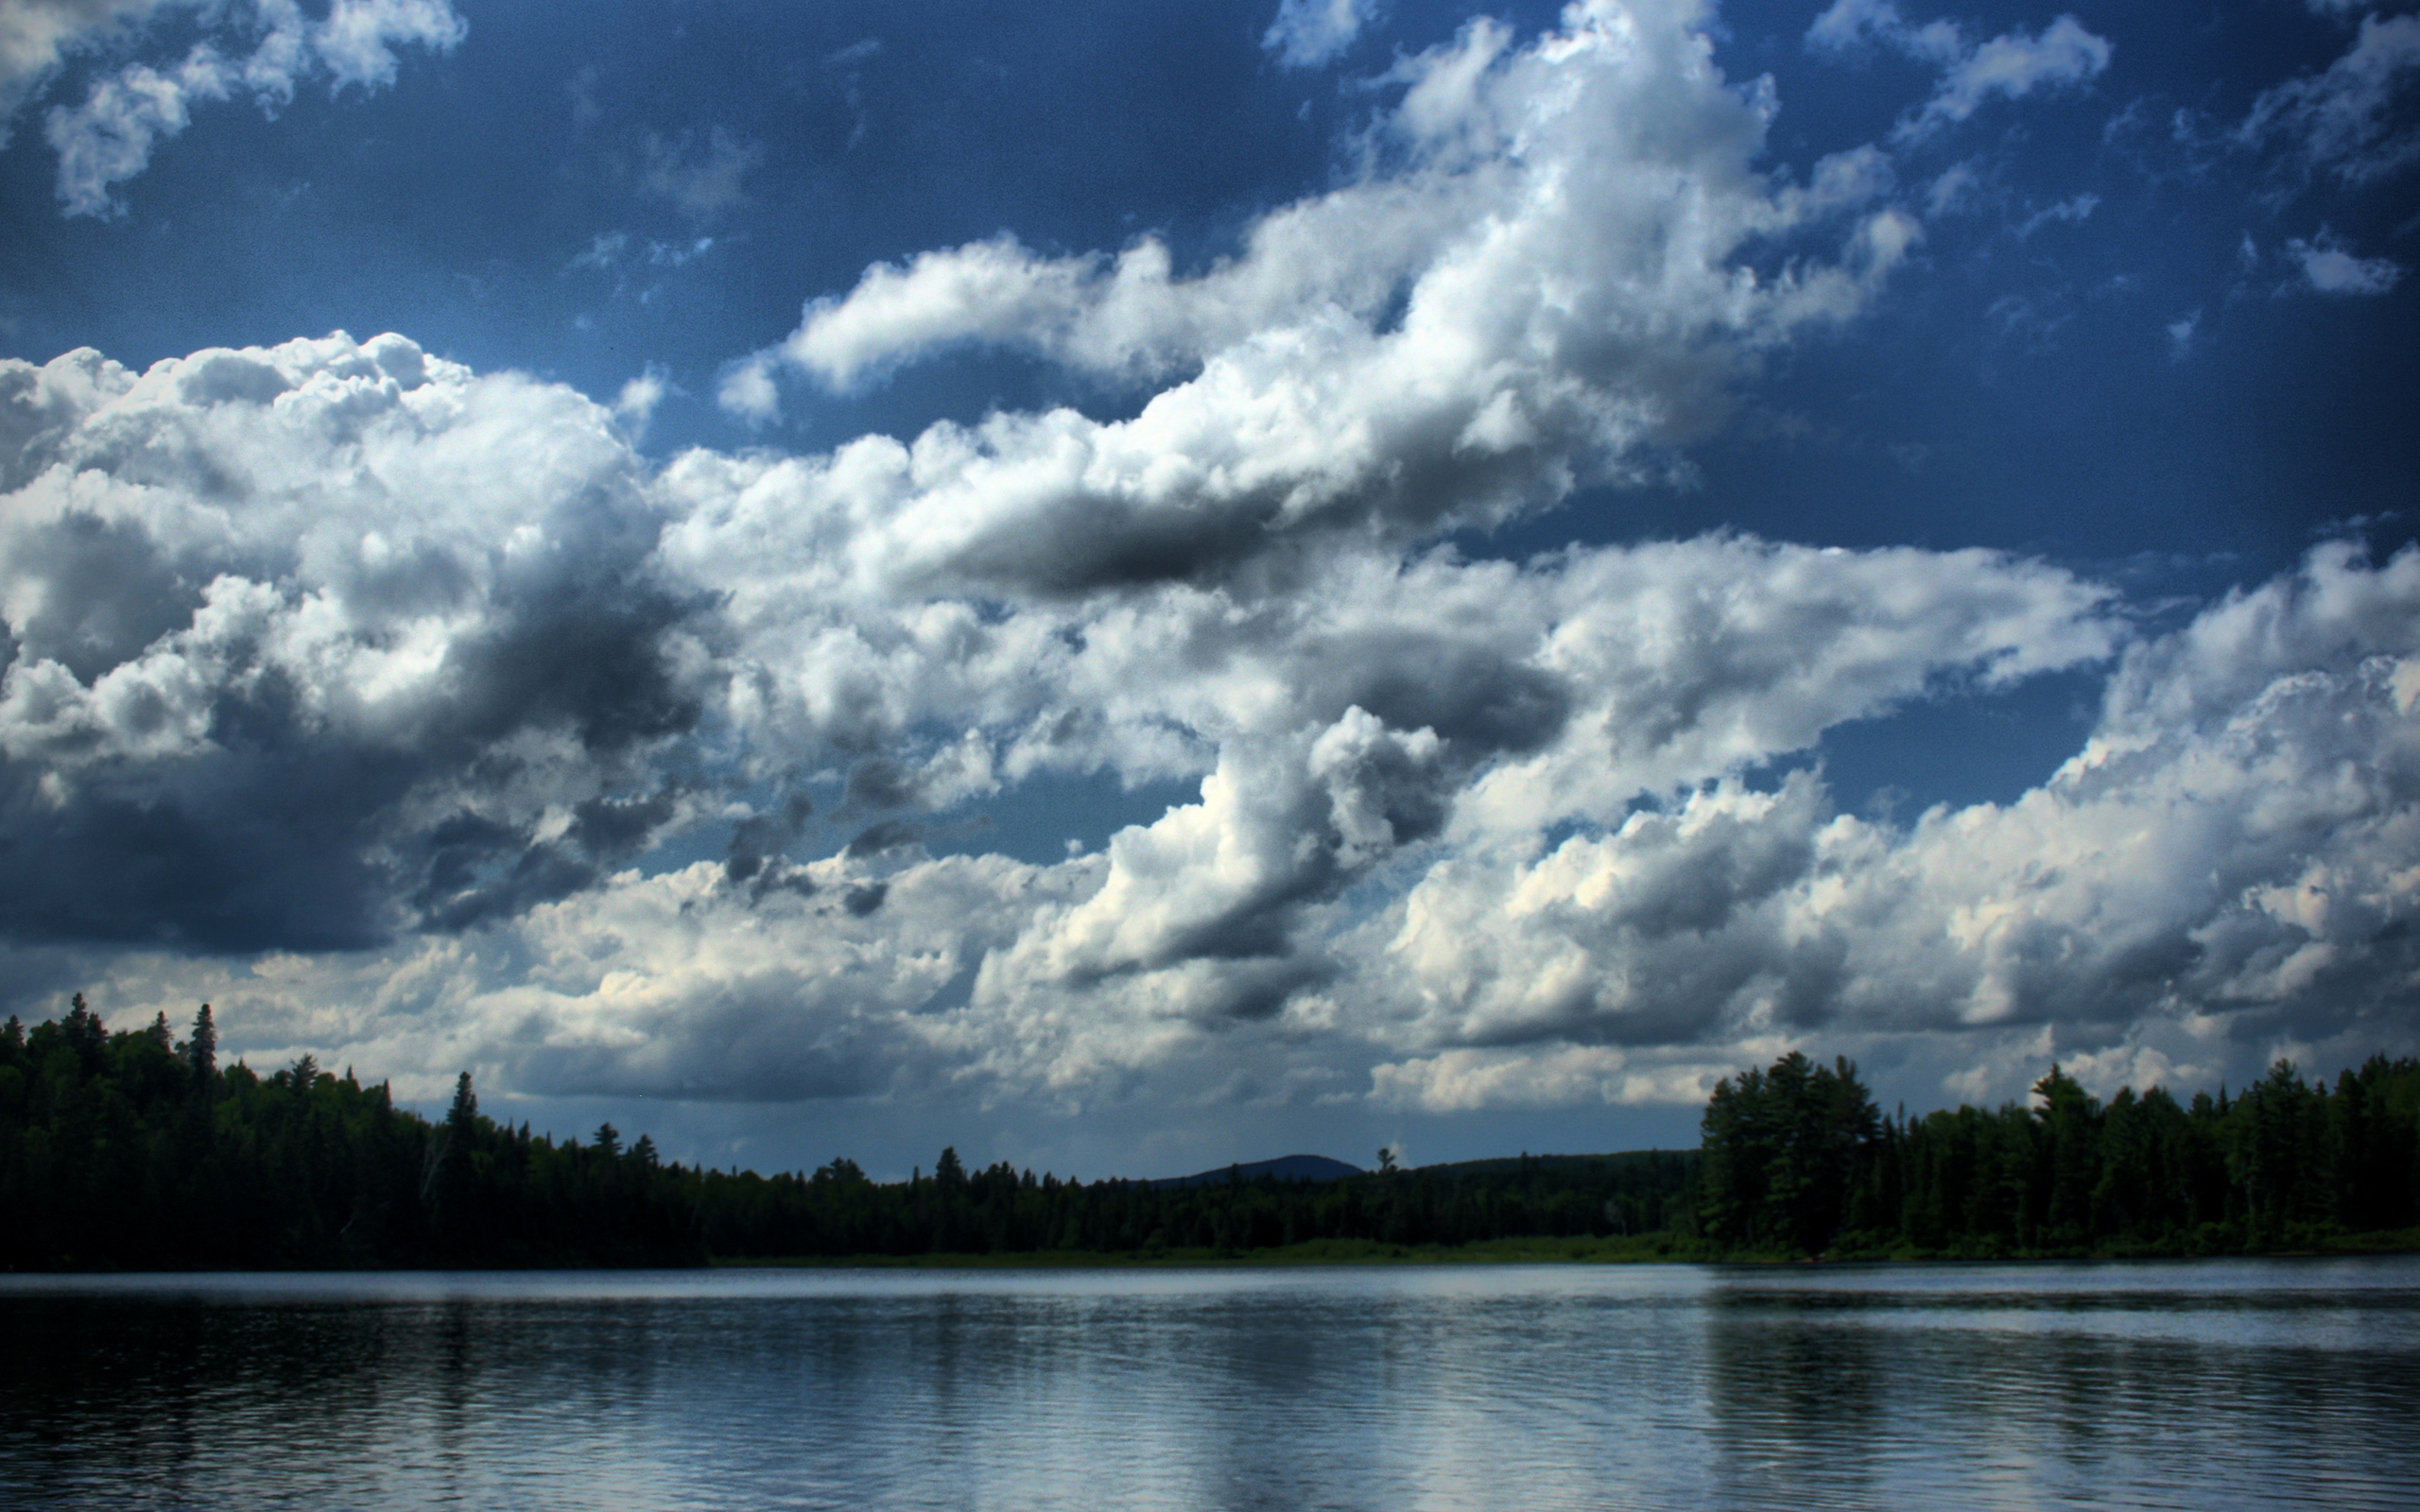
[[722, 0, 1922, 593], [1806, 0, 2111, 144], [39, 0, 464, 216], [74, 525, 2411, 1117], [1341, 541, 2420, 1107], [16, 319, 2414, 1119], [2, 316, 2144, 1098], [647, 530, 2113, 1099], [9, 0, 2414, 1134], [0, 333, 698, 949], [2286, 229, 2404, 294]]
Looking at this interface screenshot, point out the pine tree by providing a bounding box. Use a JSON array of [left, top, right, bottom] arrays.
[[188, 1004, 217, 1083]]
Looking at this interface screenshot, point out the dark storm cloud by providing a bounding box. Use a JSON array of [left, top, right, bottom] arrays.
[[0, 745, 410, 952], [412, 788, 684, 933], [435, 491, 708, 754], [0, 551, 703, 948], [1304, 635, 1571, 756], [724, 793, 813, 885], [841, 757, 921, 810], [917, 426, 1623, 602], [844, 819, 923, 859]]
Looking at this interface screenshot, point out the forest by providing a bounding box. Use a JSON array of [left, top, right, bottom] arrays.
[[1697, 1049, 2420, 1259], [2, 998, 2414, 1268]]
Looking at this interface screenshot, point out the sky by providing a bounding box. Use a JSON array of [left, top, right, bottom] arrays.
[[0, 0, 2414, 1180]]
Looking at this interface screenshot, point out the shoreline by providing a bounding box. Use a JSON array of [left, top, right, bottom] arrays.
[[706, 1228, 2420, 1270]]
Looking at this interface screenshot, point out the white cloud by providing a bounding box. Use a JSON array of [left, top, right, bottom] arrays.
[[0, 331, 700, 948], [2286, 229, 2404, 294], [1370, 1045, 1714, 1112], [42, 43, 233, 217], [313, 0, 459, 92], [2166, 309, 2199, 357], [39, 0, 463, 216], [1909, 15, 2109, 138], [1263, 0, 1371, 70], [726, 0, 1916, 595], [572, 232, 630, 271], [0, 0, 183, 146], [1806, 1, 2111, 144], [715, 354, 780, 425], [8, 0, 2417, 1135], [13, 325, 2415, 1117], [613, 365, 671, 441], [1340, 541, 2420, 1104], [1806, 0, 1962, 66], [2016, 191, 2098, 237], [1926, 160, 1983, 215], [2239, 11, 2420, 185]]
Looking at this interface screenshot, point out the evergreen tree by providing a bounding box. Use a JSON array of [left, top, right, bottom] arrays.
[[1697, 1052, 1880, 1255], [188, 1003, 216, 1083]]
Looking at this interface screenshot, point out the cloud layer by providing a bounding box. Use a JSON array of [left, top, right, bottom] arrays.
[[726, 0, 1916, 594], [11, 315, 2411, 1120], [5, 0, 2415, 1147]]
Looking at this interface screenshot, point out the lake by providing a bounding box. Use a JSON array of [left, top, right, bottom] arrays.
[[4, 1258, 2415, 1510]]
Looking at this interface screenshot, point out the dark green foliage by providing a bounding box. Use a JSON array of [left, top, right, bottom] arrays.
[[1695, 1049, 2420, 1259], [0, 1003, 702, 1270], [0, 1000, 1704, 1269], [1696, 1052, 1880, 1254], [8, 996, 2411, 1269], [681, 1147, 1701, 1261]]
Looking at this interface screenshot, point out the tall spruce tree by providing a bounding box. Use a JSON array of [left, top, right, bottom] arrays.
[[187, 1003, 216, 1083]]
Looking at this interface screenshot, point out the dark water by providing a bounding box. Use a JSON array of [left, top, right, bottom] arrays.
[[3, 1259, 2415, 1510]]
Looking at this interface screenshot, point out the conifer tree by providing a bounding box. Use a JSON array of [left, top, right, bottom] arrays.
[[188, 1003, 217, 1082]]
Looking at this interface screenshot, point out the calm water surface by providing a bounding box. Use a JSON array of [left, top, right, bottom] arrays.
[[3, 1258, 2415, 1510]]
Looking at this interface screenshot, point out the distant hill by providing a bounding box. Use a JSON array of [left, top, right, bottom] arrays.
[[1146, 1154, 1363, 1190]]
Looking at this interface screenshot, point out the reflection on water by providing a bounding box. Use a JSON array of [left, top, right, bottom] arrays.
[[3, 1260, 2415, 1510]]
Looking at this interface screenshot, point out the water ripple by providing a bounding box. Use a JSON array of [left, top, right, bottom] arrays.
[[3, 1259, 2415, 1510]]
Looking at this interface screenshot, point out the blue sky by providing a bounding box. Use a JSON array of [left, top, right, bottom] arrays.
[[1, 0, 2414, 1178]]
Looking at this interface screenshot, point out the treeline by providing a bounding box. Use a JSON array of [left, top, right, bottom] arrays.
[[9, 996, 2413, 1268], [0, 998, 1692, 1269], [1697, 1050, 2420, 1260], [1, 999, 699, 1269], [693, 1147, 1696, 1260]]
